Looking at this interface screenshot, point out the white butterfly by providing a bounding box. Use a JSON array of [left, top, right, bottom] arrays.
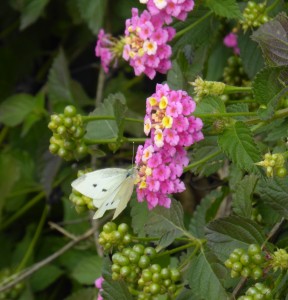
[[71, 167, 137, 220]]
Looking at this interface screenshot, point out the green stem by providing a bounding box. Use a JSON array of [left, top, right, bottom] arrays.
[[194, 111, 258, 119], [184, 149, 222, 172], [84, 137, 146, 145], [178, 245, 200, 271], [82, 115, 143, 124], [245, 108, 288, 126], [266, 0, 281, 13], [155, 243, 195, 258], [15, 205, 49, 273], [174, 11, 213, 39], [226, 99, 256, 104], [224, 85, 252, 94], [7, 186, 42, 198]]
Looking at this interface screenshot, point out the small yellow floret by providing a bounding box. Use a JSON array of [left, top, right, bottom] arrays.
[[159, 96, 168, 109], [149, 97, 158, 107], [162, 115, 173, 128]]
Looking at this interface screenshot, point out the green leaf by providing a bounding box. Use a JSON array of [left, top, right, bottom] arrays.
[[77, 0, 107, 34], [205, 216, 265, 262], [205, 0, 241, 19], [251, 13, 288, 66], [71, 255, 103, 284], [64, 288, 98, 300], [102, 258, 133, 300], [238, 31, 264, 79], [144, 199, 186, 249], [130, 197, 149, 238], [195, 96, 226, 115], [252, 66, 288, 119], [175, 288, 198, 300], [20, 0, 50, 30], [232, 174, 258, 218], [189, 189, 225, 239], [48, 49, 74, 104], [0, 94, 35, 126], [113, 97, 128, 145], [257, 177, 288, 219], [30, 264, 63, 292], [85, 93, 127, 142], [187, 249, 228, 300], [218, 121, 261, 174]]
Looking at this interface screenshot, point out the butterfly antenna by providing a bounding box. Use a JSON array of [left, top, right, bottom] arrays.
[[132, 142, 135, 168]]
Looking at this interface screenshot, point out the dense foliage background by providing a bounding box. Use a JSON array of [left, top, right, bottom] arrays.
[[0, 0, 288, 299]]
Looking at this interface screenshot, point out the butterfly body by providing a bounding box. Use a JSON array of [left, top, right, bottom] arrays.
[[71, 167, 137, 219]]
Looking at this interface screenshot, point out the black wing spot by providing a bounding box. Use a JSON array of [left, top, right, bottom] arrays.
[[93, 184, 97, 187], [111, 201, 114, 204], [102, 188, 107, 192]]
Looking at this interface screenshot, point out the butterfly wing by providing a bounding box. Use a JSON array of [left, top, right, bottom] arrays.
[[71, 168, 127, 201]]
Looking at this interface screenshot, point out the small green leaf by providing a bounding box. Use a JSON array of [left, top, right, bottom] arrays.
[[30, 264, 63, 292], [175, 288, 198, 300], [205, 216, 265, 262], [232, 174, 258, 218], [71, 255, 102, 284], [20, 0, 50, 30], [251, 13, 288, 66], [195, 96, 226, 115], [48, 49, 74, 104], [238, 31, 264, 79], [130, 197, 149, 237], [77, 0, 107, 34], [102, 258, 133, 300], [187, 249, 228, 300], [144, 199, 186, 249], [0, 94, 35, 126], [257, 177, 288, 219], [252, 66, 288, 119], [218, 121, 261, 174], [205, 0, 241, 19], [64, 288, 98, 300]]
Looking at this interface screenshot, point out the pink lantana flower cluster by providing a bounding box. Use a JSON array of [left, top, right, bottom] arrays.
[[223, 32, 240, 55], [140, 0, 195, 24], [135, 84, 204, 209], [123, 8, 175, 79], [95, 277, 104, 300]]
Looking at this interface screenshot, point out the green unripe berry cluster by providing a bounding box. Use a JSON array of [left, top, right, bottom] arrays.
[[137, 265, 180, 299], [69, 169, 95, 213], [256, 153, 287, 178], [225, 244, 265, 280], [251, 207, 262, 224], [238, 283, 272, 300], [48, 105, 88, 161], [99, 222, 132, 251], [240, 1, 269, 31], [223, 56, 249, 87], [0, 268, 24, 300]]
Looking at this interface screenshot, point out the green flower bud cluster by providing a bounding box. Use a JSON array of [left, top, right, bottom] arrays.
[[0, 269, 24, 300], [69, 169, 94, 213], [256, 153, 287, 178], [270, 248, 288, 272], [225, 244, 265, 280], [238, 283, 272, 300], [48, 105, 88, 161], [223, 56, 249, 87], [240, 1, 269, 31], [99, 222, 132, 251]]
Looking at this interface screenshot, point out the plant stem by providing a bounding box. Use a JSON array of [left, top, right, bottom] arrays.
[[226, 99, 255, 104], [224, 85, 252, 94], [194, 111, 258, 118], [84, 137, 146, 145], [245, 107, 288, 126], [174, 11, 213, 39], [82, 115, 143, 124], [15, 205, 49, 273], [155, 243, 195, 258], [184, 149, 222, 172]]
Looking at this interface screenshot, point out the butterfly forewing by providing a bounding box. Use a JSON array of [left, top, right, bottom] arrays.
[[71, 168, 128, 199]]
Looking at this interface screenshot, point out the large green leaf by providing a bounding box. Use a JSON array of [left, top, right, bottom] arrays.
[[20, 0, 50, 30], [232, 174, 258, 218], [30, 264, 64, 292], [64, 288, 98, 300], [187, 249, 228, 300], [252, 66, 288, 119], [71, 255, 103, 285], [77, 0, 107, 34], [257, 177, 288, 219], [205, 0, 241, 19], [48, 49, 74, 104], [0, 94, 35, 126], [251, 13, 288, 66], [144, 199, 187, 249], [218, 121, 261, 174], [130, 197, 149, 237], [195, 96, 226, 115], [102, 258, 133, 300], [205, 216, 265, 262], [85, 93, 127, 142]]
